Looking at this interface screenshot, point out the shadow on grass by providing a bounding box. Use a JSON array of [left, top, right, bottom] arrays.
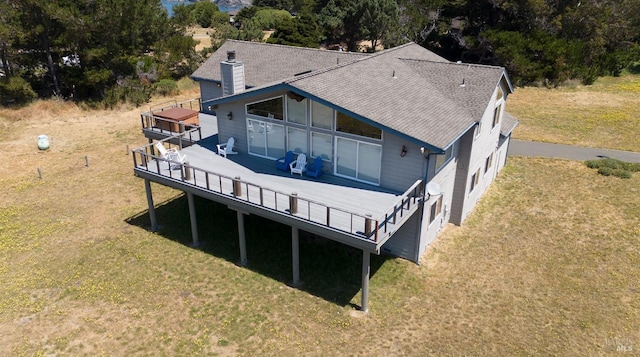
[[127, 194, 390, 308]]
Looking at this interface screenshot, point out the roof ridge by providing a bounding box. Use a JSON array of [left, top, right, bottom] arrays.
[[399, 57, 505, 71], [284, 42, 421, 83], [224, 39, 370, 56]]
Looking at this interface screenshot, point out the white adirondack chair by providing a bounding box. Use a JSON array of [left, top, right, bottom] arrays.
[[217, 137, 238, 158], [155, 142, 186, 169], [289, 153, 307, 175]]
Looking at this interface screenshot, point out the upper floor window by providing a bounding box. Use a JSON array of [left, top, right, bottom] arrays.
[[336, 112, 382, 140], [311, 100, 334, 130], [492, 102, 502, 128], [474, 121, 482, 139], [495, 86, 504, 102], [286, 94, 306, 125], [435, 146, 453, 172], [246, 96, 284, 120], [484, 152, 494, 174]]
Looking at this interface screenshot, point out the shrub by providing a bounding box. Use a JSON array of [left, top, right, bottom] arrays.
[[586, 158, 637, 179], [155, 79, 179, 96], [0, 76, 37, 106]]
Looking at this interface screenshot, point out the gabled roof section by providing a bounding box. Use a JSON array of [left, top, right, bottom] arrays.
[[191, 40, 369, 86], [199, 41, 512, 150], [500, 112, 519, 137], [285, 44, 508, 149]]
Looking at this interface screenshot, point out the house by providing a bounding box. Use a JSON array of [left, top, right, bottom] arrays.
[[132, 40, 518, 312]]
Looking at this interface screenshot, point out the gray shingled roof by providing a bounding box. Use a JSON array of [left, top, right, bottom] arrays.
[[191, 40, 370, 86], [286, 44, 508, 149], [197, 41, 512, 150], [501, 112, 519, 137]]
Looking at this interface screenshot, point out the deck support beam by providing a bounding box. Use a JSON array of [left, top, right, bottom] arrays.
[[291, 227, 301, 287], [186, 192, 199, 247], [361, 250, 370, 313], [144, 179, 158, 232], [237, 211, 248, 266]]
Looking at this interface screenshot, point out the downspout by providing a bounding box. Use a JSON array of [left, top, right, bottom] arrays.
[[412, 149, 437, 264]]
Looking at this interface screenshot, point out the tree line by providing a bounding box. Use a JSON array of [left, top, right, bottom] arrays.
[[250, 0, 640, 86], [1, 0, 638, 106], [0, 0, 200, 106]]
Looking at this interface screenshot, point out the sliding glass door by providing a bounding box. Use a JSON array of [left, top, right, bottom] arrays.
[[247, 119, 285, 159], [335, 137, 381, 185]]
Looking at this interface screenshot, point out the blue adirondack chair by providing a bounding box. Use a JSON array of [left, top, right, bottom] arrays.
[[276, 151, 295, 171], [306, 156, 324, 178]]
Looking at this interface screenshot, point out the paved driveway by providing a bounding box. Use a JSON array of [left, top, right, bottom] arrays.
[[508, 140, 640, 163]]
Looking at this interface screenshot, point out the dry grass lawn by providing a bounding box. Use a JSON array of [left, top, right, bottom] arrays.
[[508, 74, 640, 152], [1, 83, 639, 355]]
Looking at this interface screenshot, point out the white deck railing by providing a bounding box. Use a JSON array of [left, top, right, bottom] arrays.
[[132, 134, 423, 243]]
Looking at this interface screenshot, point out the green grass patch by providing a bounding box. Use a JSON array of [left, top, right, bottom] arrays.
[[586, 158, 640, 178]]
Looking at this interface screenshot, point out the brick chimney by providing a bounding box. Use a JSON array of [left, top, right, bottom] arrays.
[[220, 50, 245, 96]]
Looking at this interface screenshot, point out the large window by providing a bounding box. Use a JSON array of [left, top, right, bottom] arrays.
[[247, 119, 285, 158], [311, 132, 332, 161], [287, 127, 307, 154], [246, 97, 284, 120], [286, 96, 306, 125], [336, 112, 382, 140], [335, 137, 381, 185], [311, 101, 333, 130]]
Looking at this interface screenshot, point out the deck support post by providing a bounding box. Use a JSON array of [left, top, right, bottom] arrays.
[[144, 179, 158, 232], [291, 226, 301, 287], [187, 192, 199, 247], [361, 250, 370, 313], [237, 211, 248, 266]]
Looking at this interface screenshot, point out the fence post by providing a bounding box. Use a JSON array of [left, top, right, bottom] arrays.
[[233, 176, 242, 197], [182, 161, 191, 181], [289, 192, 298, 214], [365, 214, 373, 236]]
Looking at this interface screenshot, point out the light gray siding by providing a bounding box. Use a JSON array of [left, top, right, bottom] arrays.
[[200, 81, 223, 104], [381, 212, 420, 262], [379, 135, 426, 192], [450, 85, 506, 224], [220, 61, 246, 96], [449, 129, 473, 225], [418, 149, 458, 256]]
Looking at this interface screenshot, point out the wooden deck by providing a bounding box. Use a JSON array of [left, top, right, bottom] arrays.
[[134, 112, 423, 253]]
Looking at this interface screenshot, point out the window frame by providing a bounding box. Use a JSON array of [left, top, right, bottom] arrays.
[[335, 111, 382, 141], [492, 102, 503, 129], [429, 196, 443, 225], [285, 95, 307, 125], [484, 152, 494, 175], [310, 100, 334, 131], [434, 146, 453, 173], [245, 96, 284, 120], [310, 131, 333, 162], [470, 168, 480, 192]]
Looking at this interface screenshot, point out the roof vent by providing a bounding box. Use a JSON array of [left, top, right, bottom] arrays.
[[227, 50, 236, 63]]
